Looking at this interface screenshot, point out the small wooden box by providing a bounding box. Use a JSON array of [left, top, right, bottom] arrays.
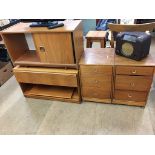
[[0, 61, 13, 86]]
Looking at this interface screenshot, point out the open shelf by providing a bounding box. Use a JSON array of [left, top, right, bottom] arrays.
[[14, 50, 77, 68], [15, 50, 40, 64], [22, 84, 80, 103]]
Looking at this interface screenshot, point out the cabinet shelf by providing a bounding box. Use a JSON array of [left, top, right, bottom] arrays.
[[23, 84, 80, 103], [15, 50, 40, 64], [14, 50, 77, 68]]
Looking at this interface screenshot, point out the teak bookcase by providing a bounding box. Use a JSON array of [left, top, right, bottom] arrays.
[[1, 20, 83, 103]]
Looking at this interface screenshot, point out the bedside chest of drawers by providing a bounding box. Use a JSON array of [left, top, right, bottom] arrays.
[[79, 47, 155, 107], [113, 49, 155, 106], [113, 66, 154, 106], [79, 48, 114, 103]]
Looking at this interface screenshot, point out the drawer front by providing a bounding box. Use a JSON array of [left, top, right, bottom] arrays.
[[115, 75, 152, 91], [114, 90, 148, 102], [81, 76, 111, 91], [116, 66, 154, 76], [14, 68, 77, 87], [82, 87, 111, 99], [80, 65, 112, 76]]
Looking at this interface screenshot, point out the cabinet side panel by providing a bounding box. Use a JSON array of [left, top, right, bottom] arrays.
[[1, 34, 29, 63], [73, 21, 84, 64]]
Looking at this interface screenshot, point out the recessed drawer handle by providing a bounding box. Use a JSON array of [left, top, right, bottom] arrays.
[[95, 80, 98, 83], [132, 70, 137, 74], [94, 69, 98, 73], [39, 46, 45, 52], [128, 94, 132, 98], [130, 83, 135, 87]]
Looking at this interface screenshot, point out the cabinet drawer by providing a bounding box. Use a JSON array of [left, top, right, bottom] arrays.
[[80, 65, 112, 76], [82, 87, 111, 99], [114, 90, 148, 102], [115, 75, 152, 91], [13, 67, 78, 87], [81, 76, 111, 91], [116, 66, 154, 76]]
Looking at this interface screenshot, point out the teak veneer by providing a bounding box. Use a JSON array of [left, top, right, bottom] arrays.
[[79, 48, 155, 106], [0, 20, 83, 103], [1, 20, 84, 69]]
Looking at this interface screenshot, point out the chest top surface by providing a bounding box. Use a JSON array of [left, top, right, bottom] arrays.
[[80, 39, 155, 67], [0, 20, 82, 34], [79, 48, 115, 65]]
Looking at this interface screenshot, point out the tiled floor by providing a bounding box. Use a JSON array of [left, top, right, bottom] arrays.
[[0, 39, 155, 135]]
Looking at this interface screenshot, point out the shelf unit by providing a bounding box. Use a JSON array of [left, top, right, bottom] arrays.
[[1, 20, 83, 103], [1, 20, 84, 69]]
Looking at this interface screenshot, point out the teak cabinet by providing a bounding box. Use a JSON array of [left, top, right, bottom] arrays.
[[113, 66, 154, 106], [14, 66, 81, 103], [79, 48, 114, 103], [1, 20, 83, 68], [1, 20, 83, 103], [79, 48, 155, 106]]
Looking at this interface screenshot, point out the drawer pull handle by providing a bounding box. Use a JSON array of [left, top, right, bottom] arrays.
[[95, 80, 98, 83], [130, 83, 135, 87], [128, 94, 132, 98], [132, 70, 137, 74], [39, 46, 45, 52], [94, 69, 98, 73]]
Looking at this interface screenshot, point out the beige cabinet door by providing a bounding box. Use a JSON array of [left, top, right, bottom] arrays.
[[33, 33, 74, 64]]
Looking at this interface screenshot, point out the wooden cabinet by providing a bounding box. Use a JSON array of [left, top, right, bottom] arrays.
[[79, 48, 155, 107], [112, 49, 155, 106], [13, 66, 81, 103], [113, 66, 154, 106], [1, 20, 84, 68], [0, 20, 83, 103], [79, 48, 114, 103]]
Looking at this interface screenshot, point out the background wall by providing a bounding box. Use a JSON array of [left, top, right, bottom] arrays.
[[82, 19, 96, 35]]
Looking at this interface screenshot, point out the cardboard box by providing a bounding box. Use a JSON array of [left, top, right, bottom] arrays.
[[0, 61, 13, 86]]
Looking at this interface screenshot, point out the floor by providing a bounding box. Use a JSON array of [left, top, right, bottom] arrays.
[[0, 39, 155, 135]]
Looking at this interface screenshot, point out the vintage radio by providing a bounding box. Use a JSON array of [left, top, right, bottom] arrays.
[[115, 32, 151, 61]]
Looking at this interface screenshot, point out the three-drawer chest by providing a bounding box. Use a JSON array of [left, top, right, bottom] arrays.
[[79, 48, 155, 106]]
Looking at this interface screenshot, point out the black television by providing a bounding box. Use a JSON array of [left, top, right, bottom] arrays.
[[21, 19, 65, 23], [21, 19, 65, 27]]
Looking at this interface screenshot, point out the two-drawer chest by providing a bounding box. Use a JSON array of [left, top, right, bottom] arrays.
[[79, 48, 155, 106]]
